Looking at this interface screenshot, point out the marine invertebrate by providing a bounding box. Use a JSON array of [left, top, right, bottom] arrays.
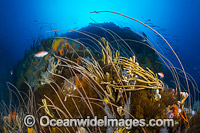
[[28, 127, 36, 133], [90, 10, 191, 109], [74, 56, 104, 82], [75, 75, 88, 88], [11, 17, 199, 133], [104, 56, 164, 91], [179, 108, 188, 123], [114, 127, 130, 133], [42, 99, 54, 118], [62, 77, 77, 95], [180, 92, 189, 104], [171, 104, 179, 118], [1, 82, 39, 133], [117, 106, 125, 116], [40, 56, 62, 85], [76, 57, 82, 63]]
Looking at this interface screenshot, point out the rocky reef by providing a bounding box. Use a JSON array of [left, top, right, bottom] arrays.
[[1, 23, 194, 133]]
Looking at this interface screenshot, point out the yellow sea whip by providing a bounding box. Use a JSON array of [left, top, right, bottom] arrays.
[[90, 11, 191, 109]]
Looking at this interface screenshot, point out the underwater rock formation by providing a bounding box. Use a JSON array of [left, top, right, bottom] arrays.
[[2, 22, 193, 132]]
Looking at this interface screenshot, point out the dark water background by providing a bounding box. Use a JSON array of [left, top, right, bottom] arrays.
[[0, 0, 200, 104]]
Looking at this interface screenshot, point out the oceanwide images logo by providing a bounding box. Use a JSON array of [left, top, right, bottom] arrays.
[[39, 116, 146, 129], [23, 115, 174, 129], [24, 115, 36, 127]]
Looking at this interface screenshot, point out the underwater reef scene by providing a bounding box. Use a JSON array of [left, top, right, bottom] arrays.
[[1, 12, 200, 133]]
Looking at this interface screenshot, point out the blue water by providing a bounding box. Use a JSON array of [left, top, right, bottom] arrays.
[[0, 0, 200, 102]]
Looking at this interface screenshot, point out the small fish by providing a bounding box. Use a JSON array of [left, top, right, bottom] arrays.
[[158, 72, 164, 78], [34, 51, 48, 57]]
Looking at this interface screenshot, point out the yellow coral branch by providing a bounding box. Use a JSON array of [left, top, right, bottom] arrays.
[[42, 99, 54, 118]]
